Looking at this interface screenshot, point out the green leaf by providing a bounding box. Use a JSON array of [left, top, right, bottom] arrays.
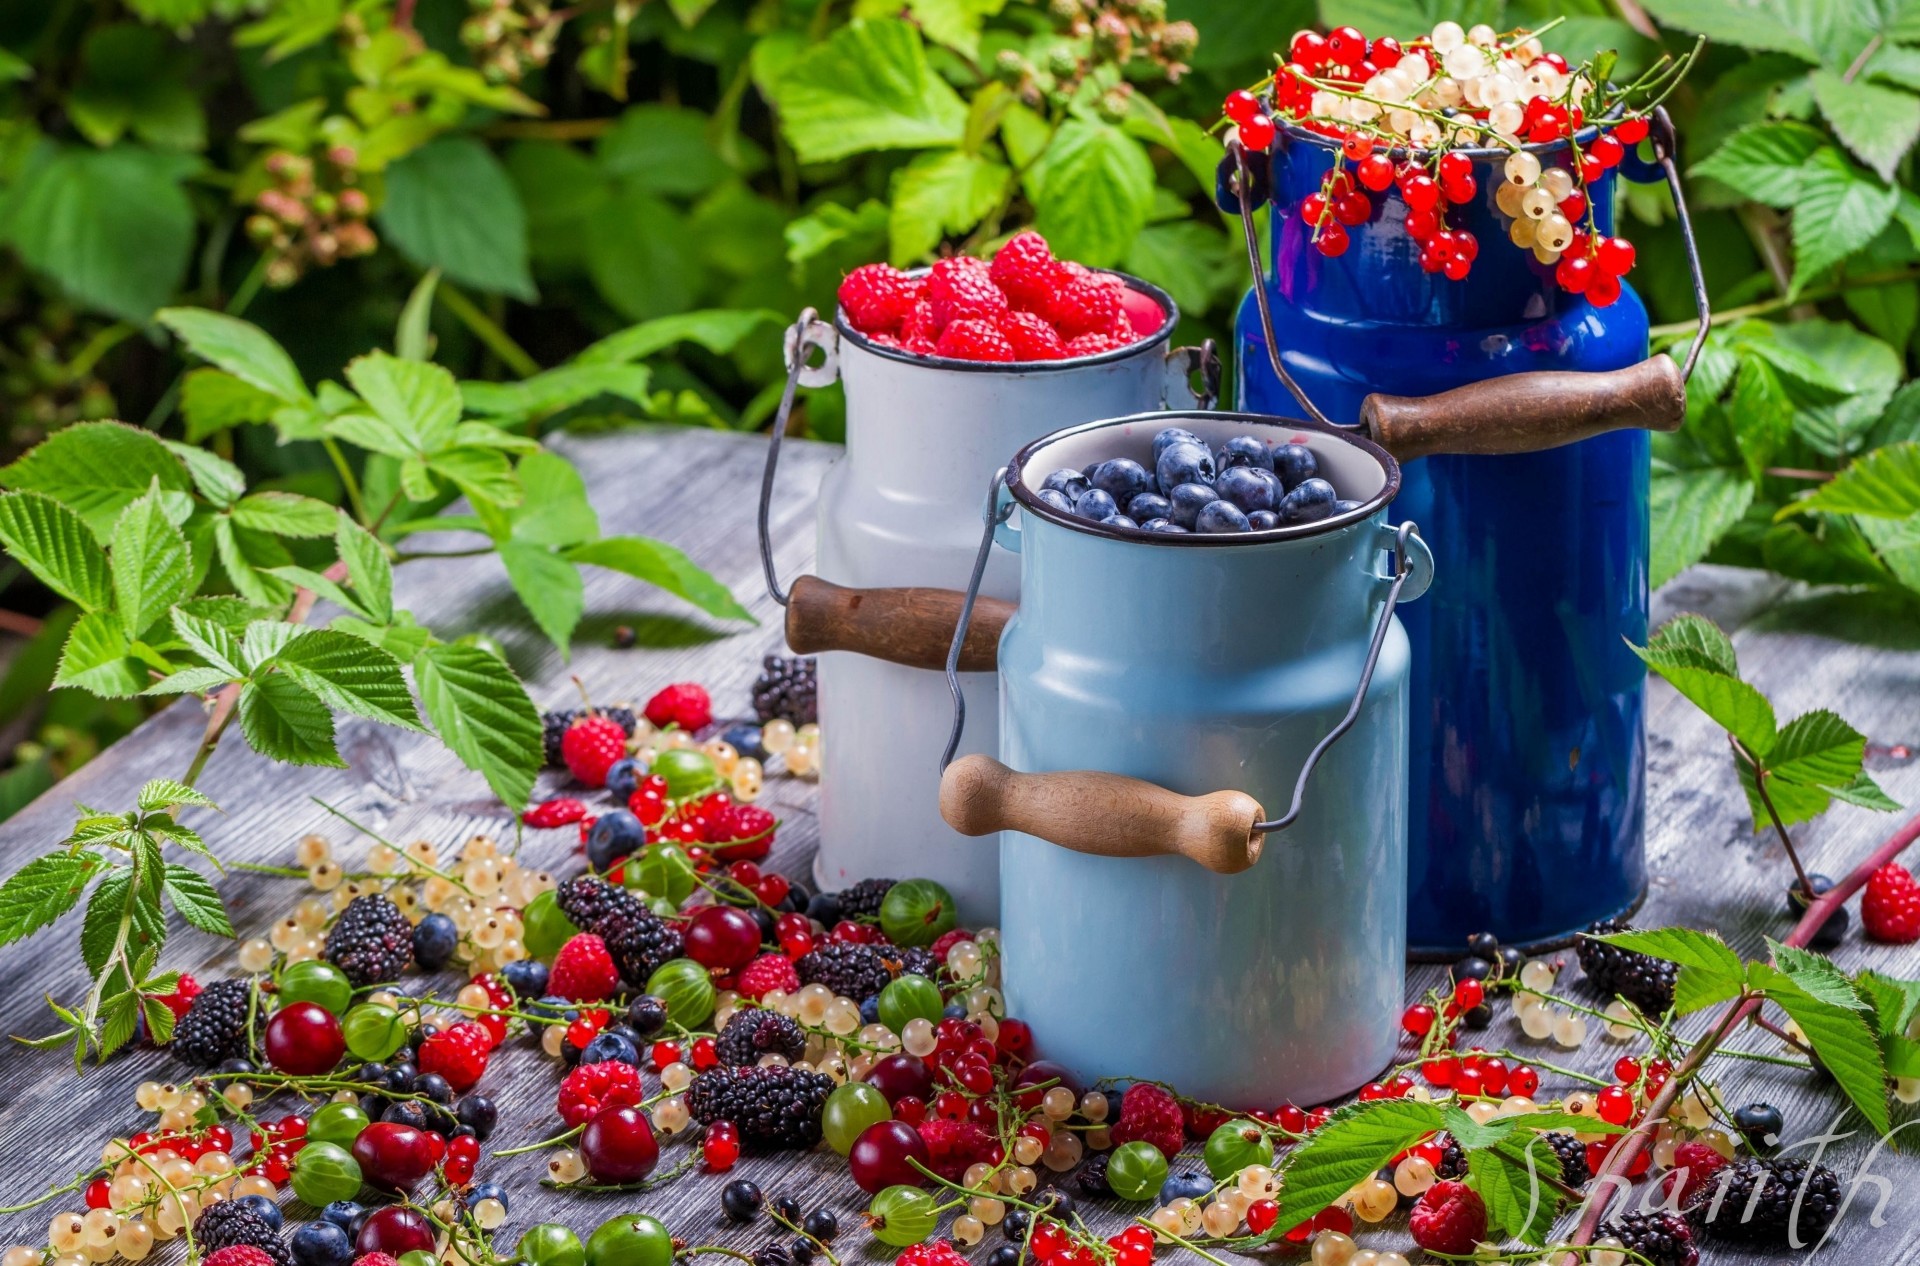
[[337, 517, 393, 624], [1124, 222, 1230, 318], [500, 542, 585, 655], [156, 308, 309, 404], [1768, 709, 1871, 796], [505, 451, 599, 548], [67, 26, 205, 151], [1729, 358, 1795, 481], [414, 643, 542, 809], [1692, 124, 1829, 207], [142, 997, 176, 1046], [1467, 1142, 1560, 1246], [564, 536, 753, 622], [378, 137, 534, 301], [1633, 630, 1777, 754], [1751, 963, 1891, 1135], [111, 487, 192, 639], [1795, 441, 1920, 517], [264, 565, 370, 622], [1812, 70, 1920, 181], [1773, 318, 1904, 456], [1651, 462, 1756, 587], [428, 447, 521, 509], [1591, 925, 1748, 981], [271, 630, 421, 730], [164, 440, 246, 509], [0, 142, 196, 321], [575, 309, 780, 366], [1790, 149, 1898, 295], [236, 0, 343, 61], [396, 269, 440, 361], [1857, 970, 1920, 1036], [584, 188, 701, 324], [1272, 1099, 1442, 1232], [170, 608, 245, 677], [0, 491, 112, 610], [180, 370, 286, 442], [888, 149, 1010, 264], [1634, 0, 1828, 60], [1026, 120, 1156, 268], [161, 864, 232, 937], [238, 673, 344, 767], [55, 611, 149, 696], [0, 420, 192, 542], [80, 866, 166, 977], [460, 364, 654, 422], [775, 19, 968, 163], [137, 779, 216, 812], [1643, 616, 1743, 680], [344, 351, 463, 457], [1829, 766, 1902, 810], [212, 518, 295, 609], [230, 492, 339, 539], [1675, 964, 1751, 1014], [0, 853, 102, 947], [1769, 939, 1872, 1009], [598, 105, 733, 196]]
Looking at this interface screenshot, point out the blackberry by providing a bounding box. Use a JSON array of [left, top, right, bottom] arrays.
[[1598, 1212, 1697, 1266], [889, 947, 939, 980], [598, 908, 685, 988], [1075, 1152, 1111, 1196], [324, 894, 414, 987], [1436, 1133, 1466, 1180], [1686, 1156, 1842, 1248], [750, 1246, 793, 1266], [555, 876, 648, 938], [835, 877, 895, 920], [686, 1065, 835, 1150], [716, 1010, 807, 1066], [542, 706, 637, 767], [1543, 1131, 1590, 1187], [751, 656, 817, 726], [194, 1198, 291, 1266], [796, 942, 893, 1001], [1575, 918, 1679, 1016], [171, 979, 261, 1068]]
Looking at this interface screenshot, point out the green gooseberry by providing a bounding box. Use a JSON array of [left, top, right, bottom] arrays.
[[821, 1082, 892, 1155], [399, 1252, 437, 1266], [1203, 1119, 1275, 1179], [1106, 1140, 1169, 1202], [523, 890, 581, 961], [630, 846, 696, 907], [866, 1186, 938, 1247], [342, 1002, 408, 1062], [644, 958, 715, 1028], [306, 1102, 370, 1147], [877, 974, 944, 1033], [879, 879, 958, 947], [652, 749, 720, 800], [517, 1224, 585, 1266], [278, 960, 353, 1016], [289, 1140, 362, 1206], [584, 1214, 673, 1266]]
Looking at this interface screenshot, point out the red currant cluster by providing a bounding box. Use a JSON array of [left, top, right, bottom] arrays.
[[239, 1115, 311, 1186]]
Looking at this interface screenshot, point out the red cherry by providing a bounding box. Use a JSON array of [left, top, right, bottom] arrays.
[[350, 1122, 437, 1191], [581, 1104, 660, 1183], [1357, 154, 1395, 192], [1508, 1065, 1540, 1097], [1315, 222, 1350, 257], [1616, 116, 1650, 144], [265, 1002, 345, 1076], [701, 1119, 741, 1171], [1370, 36, 1402, 67], [684, 905, 762, 970], [356, 1207, 435, 1257], [1240, 114, 1277, 151], [849, 1120, 932, 1193], [1401, 1003, 1436, 1036], [1598, 236, 1636, 275], [1327, 26, 1366, 65]]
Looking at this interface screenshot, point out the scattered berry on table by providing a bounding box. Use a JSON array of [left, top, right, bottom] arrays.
[[170, 978, 262, 1067], [323, 894, 415, 987], [522, 797, 588, 829], [1408, 1180, 1487, 1257], [736, 953, 801, 1001], [600, 909, 687, 991], [417, 1021, 493, 1092], [1685, 1156, 1842, 1247], [1576, 918, 1679, 1015], [686, 1065, 837, 1150], [835, 876, 895, 920], [195, 1199, 291, 1266], [721, 1179, 765, 1223], [1109, 1083, 1185, 1160], [550, 934, 621, 1002], [1863, 862, 1920, 942], [204, 1249, 282, 1266], [752, 656, 818, 727], [796, 942, 893, 1003], [555, 875, 645, 937], [1661, 1140, 1728, 1206], [562, 711, 630, 788], [1598, 1211, 1699, 1266], [715, 1010, 808, 1066], [1731, 1101, 1786, 1152], [542, 706, 636, 767], [645, 682, 713, 732], [411, 913, 459, 970]]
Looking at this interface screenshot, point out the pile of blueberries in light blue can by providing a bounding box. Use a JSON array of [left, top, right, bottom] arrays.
[[1036, 425, 1359, 534]]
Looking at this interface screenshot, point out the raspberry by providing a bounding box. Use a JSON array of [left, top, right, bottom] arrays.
[[1409, 1180, 1487, 1257], [557, 1060, 647, 1126], [706, 804, 777, 863], [1109, 1082, 1184, 1160], [896, 1244, 968, 1266], [204, 1249, 278, 1266], [1063, 331, 1127, 358], [839, 264, 922, 335], [417, 1020, 492, 1092], [1661, 1141, 1729, 1206], [928, 928, 973, 961], [562, 713, 628, 788], [353, 1256, 401, 1266], [935, 318, 1016, 362], [644, 682, 712, 732], [550, 933, 620, 1002], [523, 797, 588, 828], [153, 972, 200, 1024], [918, 1117, 996, 1180], [737, 953, 801, 1000], [927, 256, 1008, 326], [1863, 862, 1920, 942], [1044, 264, 1123, 338], [988, 231, 1060, 311], [900, 299, 940, 350], [997, 311, 1066, 361]]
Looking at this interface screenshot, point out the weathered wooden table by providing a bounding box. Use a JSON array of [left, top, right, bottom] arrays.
[[2, 428, 1917, 1263]]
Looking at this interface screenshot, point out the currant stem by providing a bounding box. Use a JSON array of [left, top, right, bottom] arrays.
[[494, 1124, 584, 1157]]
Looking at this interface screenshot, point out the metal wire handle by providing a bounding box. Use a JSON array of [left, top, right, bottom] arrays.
[[940, 471, 1018, 773], [756, 309, 837, 607]]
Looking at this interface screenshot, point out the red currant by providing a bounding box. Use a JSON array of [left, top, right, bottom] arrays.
[[1441, 173, 1476, 203], [1239, 114, 1277, 151], [1453, 977, 1485, 1010], [1246, 1200, 1280, 1235], [1559, 190, 1588, 222], [650, 1040, 682, 1069], [85, 1179, 110, 1209], [1508, 1064, 1540, 1097], [1315, 222, 1350, 257], [1422, 1056, 1456, 1086], [1300, 193, 1330, 226], [1591, 134, 1624, 167], [1327, 26, 1366, 65], [1614, 1056, 1642, 1084], [932, 1091, 970, 1120], [1579, 154, 1604, 183], [1357, 154, 1395, 192], [893, 1095, 927, 1124], [1616, 115, 1650, 144], [996, 1017, 1033, 1056], [1437, 152, 1471, 185], [1369, 35, 1402, 67], [1401, 1003, 1436, 1036], [754, 874, 790, 907], [703, 1120, 742, 1170], [1342, 133, 1374, 162], [1588, 271, 1622, 308], [1289, 31, 1329, 66], [1597, 236, 1636, 275], [1555, 255, 1593, 294], [629, 789, 667, 827], [1402, 174, 1439, 212], [1223, 90, 1260, 125], [1405, 209, 1439, 241], [1595, 1085, 1635, 1126], [1276, 1103, 1308, 1133], [691, 1036, 720, 1070]]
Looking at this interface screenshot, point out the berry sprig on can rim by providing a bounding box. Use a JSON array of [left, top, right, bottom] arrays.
[[1216, 20, 1698, 293]]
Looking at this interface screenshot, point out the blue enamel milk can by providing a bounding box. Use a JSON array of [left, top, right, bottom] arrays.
[[1218, 111, 1709, 951], [937, 411, 1434, 1107]]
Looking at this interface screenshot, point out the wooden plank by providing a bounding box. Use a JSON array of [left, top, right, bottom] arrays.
[[0, 427, 1914, 1263]]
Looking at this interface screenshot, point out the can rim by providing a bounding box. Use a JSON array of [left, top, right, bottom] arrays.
[[833, 269, 1181, 374], [1275, 107, 1619, 163], [1006, 409, 1402, 546]]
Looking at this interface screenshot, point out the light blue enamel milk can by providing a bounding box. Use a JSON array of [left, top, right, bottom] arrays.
[[938, 411, 1434, 1106]]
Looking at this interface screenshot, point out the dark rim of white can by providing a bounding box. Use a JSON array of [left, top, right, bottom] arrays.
[[1007, 409, 1401, 546], [832, 269, 1181, 373]]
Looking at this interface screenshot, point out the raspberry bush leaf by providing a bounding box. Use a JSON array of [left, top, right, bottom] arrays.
[[135, 779, 216, 813], [110, 485, 193, 639], [237, 674, 346, 768], [1750, 963, 1891, 1135], [0, 853, 106, 948], [1269, 1099, 1442, 1234], [269, 630, 423, 731], [161, 863, 233, 938], [414, 642, 543, 809], [1466, 1140, 1560, 1246], [155, 308, 312, 405], [0, 420, 193, 541], [775, 19, 968, 164], [0, 491, 113, 611]]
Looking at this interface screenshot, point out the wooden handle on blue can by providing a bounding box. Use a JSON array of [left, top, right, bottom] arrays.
[[938, 754, 1264, 875], [785, 575, 1013, 671], [1359, 353, 1685, 461]]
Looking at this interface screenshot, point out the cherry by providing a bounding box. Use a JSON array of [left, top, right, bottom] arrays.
[[1223, 90, 1260, 125], [1239, 114, 1277, 151], [581, 1105, 660, 1183], [864, 1053, 934, 1104], [265, 1001, 345, 1076], [356, 1206, 435, 1257], [848, 1120, 931, 1193], [702, 1119, 741, 1171], [350, 1122, 439, 1191]]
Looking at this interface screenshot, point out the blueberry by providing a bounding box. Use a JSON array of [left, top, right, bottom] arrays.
[[1127, 492, 1171, 522], [722, 1179, 765, 1223], [1195, 500, 1251, 533], [1216, 465, 1281, 513], [752, 907, 779, 940], [1157, 1172, 1214, 1204], [1809, 903, 1850, 950], [411, 913, 458, 970], [1146, 520, 1189, 533], [1333, 498, 1363, 515], [217, 1057, 255, 1075], [605, 757, 645, 801], [581, 1029, 638, 1066], [587, 809, 646, 871], [1041, 468, 1091, 500], [455, 1093, 499, 1140], [1109, 515, 1138, 530], [943, 1002, 967, 1019], [501, 958, 548, 999], [320, 1203, 362, 1233], [1462, 1003, 1493, 1028], [1274, 443, 1319, 489], [1466, 931, 1501, 958], [525, 995, 571, 1022], [806, 892, 842, 926], [1278, 477, 1337, 524], [292, 1221, 353, 1266], [1168, 482, 1218, 529], [1036, 488, 1073, 514], [1090, 458, 1152, 506], [348, 1208, 372, 1243], [627, 995, 670, 1037], [1217, 435, 1273, 471], [1151, 427, 1203, 463], [1247, 510, 1280, 530], [1072, 488, 1117, 521], [1156, 441, 1216, 494], [238, 1195, 283, 1231], [1732, 1102, 1785, 1151], [722, 723, 768, 762], [411, 1071, 454, 1104], [859, 995, 880, 1024], [463, 1182, 510, 1213], [383, 1100, 429, 1129]]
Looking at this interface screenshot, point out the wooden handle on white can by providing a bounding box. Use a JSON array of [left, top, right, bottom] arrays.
[[938, 754, 1265, 875]]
